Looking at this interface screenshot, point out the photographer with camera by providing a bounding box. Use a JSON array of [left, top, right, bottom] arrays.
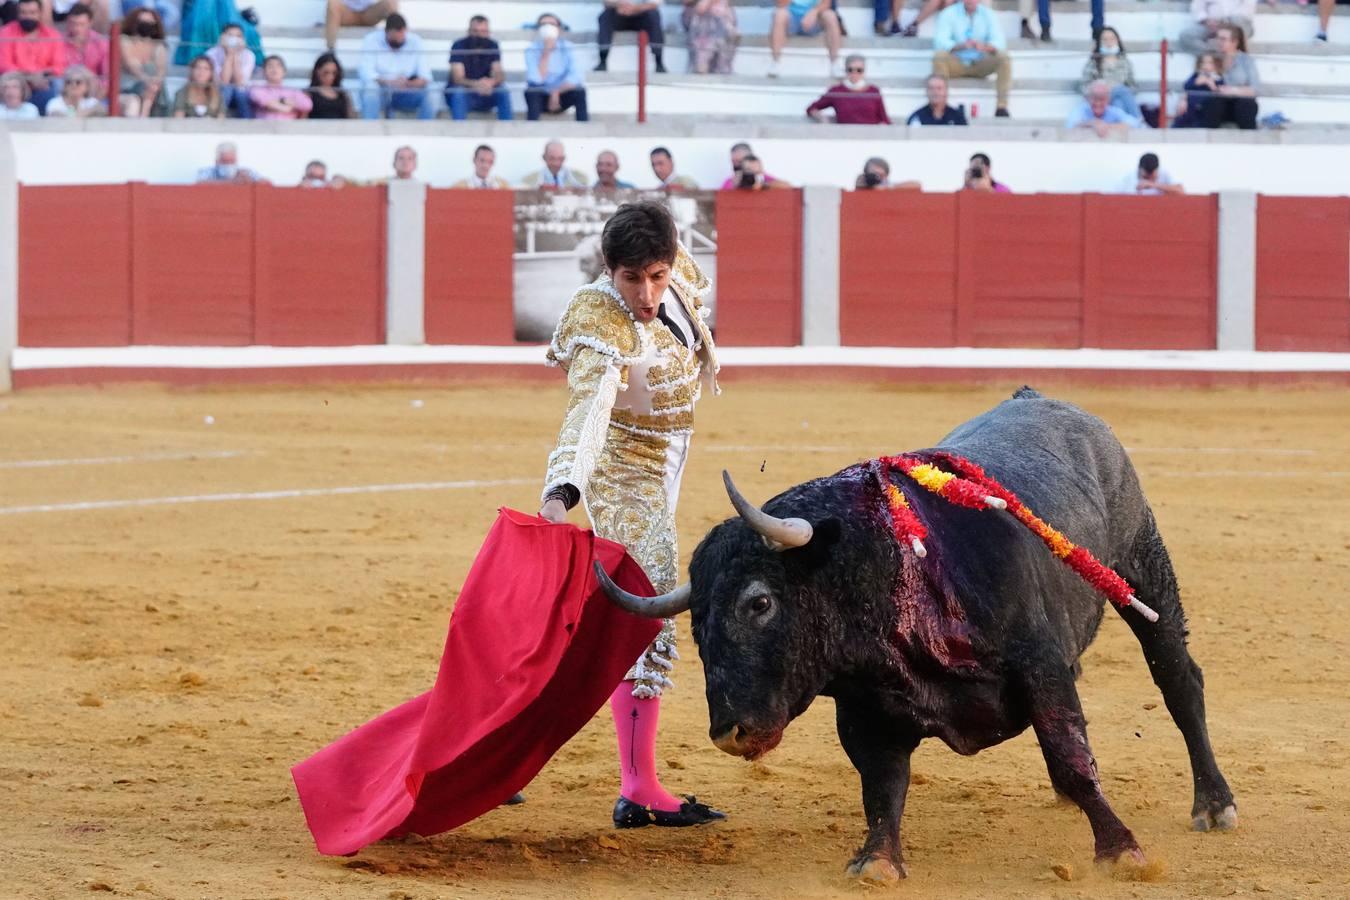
[[854, 157, 921, 191], [962, 153, 1010, 193]]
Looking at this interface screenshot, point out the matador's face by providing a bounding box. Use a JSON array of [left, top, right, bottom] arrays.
[[610, 261, 672, 324]]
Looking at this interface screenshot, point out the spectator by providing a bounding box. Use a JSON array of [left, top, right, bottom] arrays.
[[1177, 0, 1254, 56], [968, 152, 1011, 192], [906, 73, 966, 125], [733, 154, 791, 190], [769, 0, 843, 79], [1080, 26, 1139, 120], [0, 0, 65, 115], [447, 14, 510, 121], [596, 0, 665, 73], [358, 12, 432, 120], [306, 51, 356, 118], [525, 13, 588, 122], [650, 146, 699, 191], [206, 23, 254, 118], [0, 70, 39, 118], [300, 160, 329, 188], [1203, 23, 1259, 129], [452, 144, 511, 189], [854, 156, 921, 190], [1066, 79, 1142, 134], [197, 141, 259, 183], [719, 141, 780, 189], [806, 53, 891, 124], [1316, 0, 1332, 43], [118, 5, 167, 117], [1019, 0, 1102, 43], [325, 0, 398, 51], [62, 4, 107, 96], [249, 55, 312, 120], [523, 139, 588, 189], [44, 61, 100, 115], [176, 0, 262, 67], [593, 150, 636, 194], [41, 0, 108, 32], [391, 145, 417, 181], [1114, 153, 1184, 196], [932, 0, 1011, 117], [888, 0, 953, 39], [173, 54, 224, 117], [1171, 52, 1224, 128], [121, 0, 177, 32], [683, 0, 737, 75]]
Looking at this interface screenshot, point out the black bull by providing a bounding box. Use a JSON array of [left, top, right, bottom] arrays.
[[597, 388, 1236, 881]]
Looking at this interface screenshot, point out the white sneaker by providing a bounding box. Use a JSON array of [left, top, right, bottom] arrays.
[[830, 58, 845, 79], [767, 58, 781, 78]]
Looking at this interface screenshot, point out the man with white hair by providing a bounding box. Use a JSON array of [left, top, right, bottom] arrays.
[[522, 139, 588, 189], [1065, 79, 1141, 136], [196, 142, 260, 183]]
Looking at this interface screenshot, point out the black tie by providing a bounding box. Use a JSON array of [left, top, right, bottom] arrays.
[[657, 302, 688, 348]]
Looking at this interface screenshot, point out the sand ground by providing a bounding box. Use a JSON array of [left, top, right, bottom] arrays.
[[2, 382, 1348, 900]]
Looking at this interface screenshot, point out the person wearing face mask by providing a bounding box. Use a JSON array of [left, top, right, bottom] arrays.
[[118, 6, 168, 117], [205, 23, 254, 118], [1079, 26, 1139, 120], [299, 160, 330, 189], [806, 53, 890, 124], [175, 0, 262, 67], [525, 13, 588, 122], [0, 0, 68, 116], [196, 141, 260, 183]]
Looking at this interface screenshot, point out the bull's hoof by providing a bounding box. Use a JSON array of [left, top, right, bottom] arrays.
[[1192, 803, 1238, 833], [1097, 848, 1166, 883], [846, 855, 907, 885]]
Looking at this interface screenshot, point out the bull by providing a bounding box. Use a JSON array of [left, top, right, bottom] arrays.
[[597, 388, 1236, 882]]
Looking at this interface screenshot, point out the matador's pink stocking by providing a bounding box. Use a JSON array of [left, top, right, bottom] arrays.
[[611, 685, 683, 812]]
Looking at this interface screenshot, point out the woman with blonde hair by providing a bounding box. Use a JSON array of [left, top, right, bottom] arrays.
[[45, 64, 105, 117], [173, 55, 225, 118]]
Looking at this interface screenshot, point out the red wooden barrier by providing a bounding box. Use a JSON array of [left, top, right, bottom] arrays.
[[1255, 196, 1350, 352], [714, 189, 802, 346], [423, 189, 515, 344], [839, 191, 957, 346], [18, 185, 133, 346]]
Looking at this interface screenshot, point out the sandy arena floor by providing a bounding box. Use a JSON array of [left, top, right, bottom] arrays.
[[2, 381, 1348, 899]]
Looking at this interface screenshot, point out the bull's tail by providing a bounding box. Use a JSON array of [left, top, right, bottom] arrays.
[[1011, 385, 1044, 400]]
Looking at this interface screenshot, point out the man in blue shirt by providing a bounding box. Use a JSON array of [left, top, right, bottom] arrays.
[[524, 12, 589, 122], [446, 14, 511, 120], [1065, 80, 1142, 135], [931, 0, 1012, 117], [357, 13, 434, 120]]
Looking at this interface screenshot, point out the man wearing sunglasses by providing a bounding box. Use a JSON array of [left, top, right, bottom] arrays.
[[806, 53, 891, 124]]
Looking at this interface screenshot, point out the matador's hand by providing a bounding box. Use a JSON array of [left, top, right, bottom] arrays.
[[539, 498, 568, 524]]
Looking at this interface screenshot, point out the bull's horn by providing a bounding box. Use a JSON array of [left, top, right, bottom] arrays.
[[722, 470, 813, 551], [593, 561, 692, 618]]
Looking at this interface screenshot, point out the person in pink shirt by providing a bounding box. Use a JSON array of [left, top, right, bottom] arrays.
[[248, 55, 313, 120], [0, 0, 67, 114], [717, 141, 781, 190], [62, 4, 108, 95]]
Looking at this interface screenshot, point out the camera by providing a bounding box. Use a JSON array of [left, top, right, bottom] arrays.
[[967, 164, 985, 181], [861, 170, 884, 189], [737, 170, 762, 190]]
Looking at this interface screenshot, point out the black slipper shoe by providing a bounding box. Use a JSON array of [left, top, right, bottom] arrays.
[[613, 795, 726, 828]]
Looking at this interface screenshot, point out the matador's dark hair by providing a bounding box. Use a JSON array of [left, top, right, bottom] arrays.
[[601, 201, 677, 272]]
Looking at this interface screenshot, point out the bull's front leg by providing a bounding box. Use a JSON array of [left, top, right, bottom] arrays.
[[835, 698, 919, 884]]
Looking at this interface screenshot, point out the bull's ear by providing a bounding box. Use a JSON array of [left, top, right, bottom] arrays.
[[788, 517, 842, 566]]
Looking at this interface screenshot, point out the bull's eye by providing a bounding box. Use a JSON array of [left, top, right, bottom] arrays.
[[749, 595, 772, 615]]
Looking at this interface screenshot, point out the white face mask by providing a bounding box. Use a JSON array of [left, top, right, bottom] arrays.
[[537, 23, 560, 41], [1099, 45, 1120, 56], [224, 35, 243, 49], [844, 78, 869, 91], [217, 164, 237, 178]]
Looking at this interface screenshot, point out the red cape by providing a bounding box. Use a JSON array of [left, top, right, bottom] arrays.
[[291, 508, 663, 856]]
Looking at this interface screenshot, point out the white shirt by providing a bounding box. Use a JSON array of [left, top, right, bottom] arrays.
[[1115, 169, 1177, 196], [0, 103, 40, 120], [358, 30, 431, 86], [45, 96, 102, 117]]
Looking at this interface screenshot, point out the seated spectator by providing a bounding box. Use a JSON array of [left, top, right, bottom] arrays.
[[1114, 152, 1184, 196], [45, 62, 101, 115], [807, 53, 891, 124], [43, 0, 109, 32], [359, 12, 432, 120], [0, 70, 39, 118], [62, 4, 107, 96], [683, 0, 737, 75], [306, 51, 356, 118], [932, 0, 1011, 117], [525, 13, 588, 122], [732, 154, 791, 190], [1080, 27, 1139, 119], [118, 5, 167, 117], [176, 0, 261, 67], [447, 14, 511, 121], [325, 0, 398, 51], [596, 1, 665, 73], [967, 152, 1011, 192], [1066, 80, 1142, 134], [173, 54, 224, 117], [300, 160, 329, 188], [1316, 0, 1331, 43], [594, 150, 636, 194], [1171, 52, 1223, 128], [197, 141, 260, 183], [769, 0, 842, 79], [1018, 0, 1102, 43], [391, 145, 417, 181], [249, 55, 312, 119], [122, 0, 177, 32], [854, 156, 921, 190], [719, 141, 781, 189], [906, 73, 966, 125], [0, 0, 66, 115], [206, 23, 254, 118], [523, 139, 588, 189], [651, 146, 699, 191], [452, 144, 511, 189], [1203, 24, 1259, 129], [1178, 0, 1254, 56]]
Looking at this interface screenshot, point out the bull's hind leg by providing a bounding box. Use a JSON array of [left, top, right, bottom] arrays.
[[1117, 519, 1237, 832]]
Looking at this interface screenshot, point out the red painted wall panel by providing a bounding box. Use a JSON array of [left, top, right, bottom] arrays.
[[424, 189, 515, 344], [1255, 196, 1350, 352], [714, 189, 802, 346], [1082, 194, 1216, 350], [18, 185, 133, 346], [840, 191, 957, 346], [253, 185, 386, 346], [130, 184, 255, 345]]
